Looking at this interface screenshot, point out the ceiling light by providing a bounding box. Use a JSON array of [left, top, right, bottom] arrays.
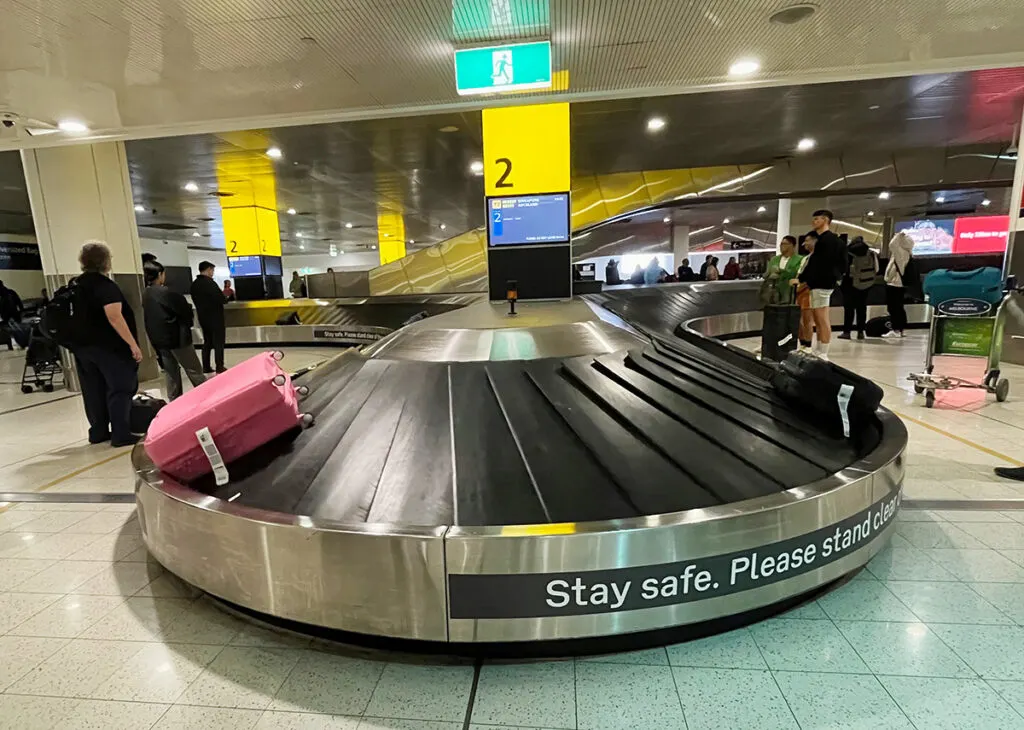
[[372, 245, 377, 250], [867, 210, 875, 216], [982, 198, 992, 206], [797, 137, 816, 151], [663, 216, 671, 224], [57, 119, 88, 133], [469, 160, 484, 174], [869, 105, 880, 111], [440, 223, 447, 230], [878, 191, 890, 200], [728, 58, 760, 77], [935, 196, 945, 203], [192, 232, 200, 238], [299, 244, 305, 250], [184, 182, 200, 193], [769, 4, 818, 25], [384, 233, 391, 237], [296, 232, 303, 238], [286, 208, 296, 215], [133, 204, 145, 213], [345, 222, 353, 229], [757, 205, 767, 213], [647, 117, 667, 132], [723, 218, 731, 224], [266, 147, 283, 159]]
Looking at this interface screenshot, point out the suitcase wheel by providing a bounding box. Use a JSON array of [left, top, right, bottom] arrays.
[[300, 413, 315, 428], [271, 350, 284, 361], [272, 374, 287, 387], [296, 385, 309, 398]]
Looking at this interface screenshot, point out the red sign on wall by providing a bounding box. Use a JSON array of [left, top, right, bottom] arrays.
[[952, 215, 1011, 254]]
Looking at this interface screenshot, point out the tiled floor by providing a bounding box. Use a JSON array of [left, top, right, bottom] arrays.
[[1, 339, 1024, 728], [2, 506, 1024, 728]]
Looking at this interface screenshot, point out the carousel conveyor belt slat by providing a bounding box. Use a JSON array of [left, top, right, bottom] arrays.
[[484, 363, 642, 523], [562, 358, 784, 503]]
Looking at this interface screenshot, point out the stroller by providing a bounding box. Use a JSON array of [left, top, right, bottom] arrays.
[[20, 319, 64, 393]]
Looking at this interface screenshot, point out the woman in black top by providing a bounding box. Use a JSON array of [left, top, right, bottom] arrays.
[[73, 242, 144, 447]]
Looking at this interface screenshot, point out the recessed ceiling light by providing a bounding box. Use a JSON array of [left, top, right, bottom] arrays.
[[867, 210, 875, 216], [757, 205, 767, 213], [769, 4, 818, 25], [299, 243, 305, 250], [266, 147, 283, 159], [286, 208, 296, 215], [372, 244, 377, 250], [57, 119, 88, 133], [184, 181, 199, 192], [440, 223, 447, 230], [470, 160, 484, 174], [935, 196, 945, 203], [409, 239, 415, 244], [384, 233, 391, 237], [797, 137, 816, 151], [663, 216, 671, 224], [133, 204, 145, 213], [878, 191, 890, 200], [869, 105, 880, 111], [192, 232, 200, 238], [723, 218, 731, 224], [647, 117, 667, 132], [982, 198, 992, 206], [728, 58, 760, 77], [296, 232, 304, 238], [345, 222, 353, 229]]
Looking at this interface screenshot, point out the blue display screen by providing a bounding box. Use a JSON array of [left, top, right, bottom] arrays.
[[488, 193, 570, 246], [228, 255, 262, 278]]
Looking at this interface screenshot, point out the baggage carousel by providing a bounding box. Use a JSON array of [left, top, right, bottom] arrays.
[[134, 282, 906, 650]]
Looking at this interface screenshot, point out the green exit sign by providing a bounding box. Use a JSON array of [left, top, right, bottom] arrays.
[[454, 41, 552, 96]]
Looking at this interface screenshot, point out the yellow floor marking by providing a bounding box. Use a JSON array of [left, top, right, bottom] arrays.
[[891, 409, 1023, 467], [0, 449, 132, 514]]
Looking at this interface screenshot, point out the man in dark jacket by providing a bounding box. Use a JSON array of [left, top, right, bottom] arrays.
[[796, 209, 846, 359], [144, 261, 205, 400], [677, 258, 696, 282], [190, 261, 226, 374]]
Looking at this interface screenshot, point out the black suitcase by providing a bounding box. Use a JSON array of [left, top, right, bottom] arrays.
[[275, 312, 301, 326], [864, 316, 892, 338], [761, 304, 801, 362], [771, 351, 883, 439], [130, 393, 166, 435]]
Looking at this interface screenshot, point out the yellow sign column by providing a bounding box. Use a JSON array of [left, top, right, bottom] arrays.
[[215, 132, 283, 259], [481, 102, 571, 300]]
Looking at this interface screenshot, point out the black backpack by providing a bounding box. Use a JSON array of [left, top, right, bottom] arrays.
[[41, 279, 86, 348]]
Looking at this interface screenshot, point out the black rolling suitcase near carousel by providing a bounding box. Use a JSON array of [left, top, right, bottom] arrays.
[[760, 285, 801, 363]]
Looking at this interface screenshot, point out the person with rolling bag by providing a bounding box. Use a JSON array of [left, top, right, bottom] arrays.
[[760, 236, 804, 362]]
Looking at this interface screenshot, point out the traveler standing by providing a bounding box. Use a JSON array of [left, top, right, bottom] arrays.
[[797, 210, 845, 359], [289, 271, 307, 298], [629, 264, 644, 285], [190, 261, 226, 374], [839, 236, 878, 340], [605, 259, 622, 285], [723, 256, 740, 280], [222, 279, 236, 302], [644, 257, 665, 285], [677, 258, 696, 282], [705, 257, 721, 281], [883, 231, 915, 339], [793, 233, 816, 349], [72, 242, 143, 447], [143, 261, 205, 401], [763, 236, 803, 305]]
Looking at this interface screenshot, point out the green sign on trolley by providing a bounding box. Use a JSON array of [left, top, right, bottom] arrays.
[[454, 41, 552, 96]]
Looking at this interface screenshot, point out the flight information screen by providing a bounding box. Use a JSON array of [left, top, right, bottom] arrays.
[[228, 255, 262, 278], [488, 193, 570, 246]]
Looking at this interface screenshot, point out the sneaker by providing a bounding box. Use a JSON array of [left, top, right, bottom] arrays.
[[882, 330, 902, 339], [837, 333, 851, 340]]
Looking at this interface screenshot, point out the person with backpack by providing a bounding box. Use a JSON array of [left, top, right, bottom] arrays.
[[883, 231, 916, 339], [143, 261, 206, 401], [59, 242, 143, 447], [838, 236, 879, 340]]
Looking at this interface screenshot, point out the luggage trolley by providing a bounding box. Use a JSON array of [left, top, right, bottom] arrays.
[[908, 275, 1018, 408], [20, 320, 64, 393]]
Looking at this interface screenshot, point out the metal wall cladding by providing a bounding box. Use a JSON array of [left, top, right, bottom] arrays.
[[571, 219, 670, 261], [401, 245, 453, 294], [439, 229, 488, 293], [368, 258, 412, 296]]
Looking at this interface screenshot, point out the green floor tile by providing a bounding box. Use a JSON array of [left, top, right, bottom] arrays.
[[835, 620, 976, 678], [880, 676, 1024, 730], [672, 667, 797, 729], [775, 671, 915, 729]]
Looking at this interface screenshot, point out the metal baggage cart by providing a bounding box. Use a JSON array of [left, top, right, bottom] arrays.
[[908, 287, 1018, 408]]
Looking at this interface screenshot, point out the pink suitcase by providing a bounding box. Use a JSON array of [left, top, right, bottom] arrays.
[[144, 352, 310, 484]]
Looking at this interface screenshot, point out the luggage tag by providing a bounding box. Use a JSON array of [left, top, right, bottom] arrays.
[[836, 384, 854, 438], [777, 333, 793, 346], [195, 427, 230, 486]]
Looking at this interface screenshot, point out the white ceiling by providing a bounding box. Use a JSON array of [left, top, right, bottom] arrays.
[[2, 0, 1024, 149]]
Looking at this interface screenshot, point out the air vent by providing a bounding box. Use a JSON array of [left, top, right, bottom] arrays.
[[141, 223, 196, 231], [769, 3, 818, 25], [207, 191, 235, 198]]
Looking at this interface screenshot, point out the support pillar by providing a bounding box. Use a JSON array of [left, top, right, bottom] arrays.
[[672, 224, 690, 271], [1001, 103, 1024, 365], [21, 142, 159, 388], [776, 199, 792, 248]]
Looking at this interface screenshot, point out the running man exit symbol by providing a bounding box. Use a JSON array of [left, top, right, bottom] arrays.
[[493, 50, 513, 85]]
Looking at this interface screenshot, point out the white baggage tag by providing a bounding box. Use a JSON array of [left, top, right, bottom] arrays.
[[837, 384, 854, 438], [195, 427, 230, 486], [777, 333, 793, 346]]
